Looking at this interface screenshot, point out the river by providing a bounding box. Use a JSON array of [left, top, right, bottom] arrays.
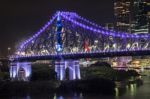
[[1, 70, 150, 99]]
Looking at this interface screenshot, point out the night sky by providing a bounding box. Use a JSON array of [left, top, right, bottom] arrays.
[[0, 0, 114, 57]]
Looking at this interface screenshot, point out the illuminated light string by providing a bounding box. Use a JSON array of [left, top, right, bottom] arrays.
[[69, 12, 108, 29], [16, 11, 150, 58], [16, 44, 150, 58], [59, 11, 150, 38], [61, 14, 117, 36], [19, 11, 149, 50], [62, 14, 117, 37], [77, 15, 132, 36], [60, 12, 78, 17], [60, 11, 101, 28], [60, 13, 149, 38], [15, 48, 150, 59], [60, 12, 118, 34], [18, 13, 58, 52], [79, 14, 149, 38], [17, 12, 71, 55]]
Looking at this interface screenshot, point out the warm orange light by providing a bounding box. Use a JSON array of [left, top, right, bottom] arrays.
[[112, 62, 117, 67], [132, 61, 140, 64]]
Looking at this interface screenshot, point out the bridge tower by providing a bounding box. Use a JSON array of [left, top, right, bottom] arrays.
[[56, 12, 63, 53], [55, 12, 81, 80]]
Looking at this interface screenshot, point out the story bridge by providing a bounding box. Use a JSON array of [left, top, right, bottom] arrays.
[[10, 11, 150, 81]]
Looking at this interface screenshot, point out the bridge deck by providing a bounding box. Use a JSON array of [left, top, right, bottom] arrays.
[[12, 50, 150, 62]]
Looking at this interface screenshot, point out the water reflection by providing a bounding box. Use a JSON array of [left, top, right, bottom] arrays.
[[54, 93, 83, 99], [130, 84, 137, 96], [115, 83, 138, 97], [0, 83, 143, 99], [1, 71, 150, 99], [115, 88, 119, 97], [26, 95, 31, 99]]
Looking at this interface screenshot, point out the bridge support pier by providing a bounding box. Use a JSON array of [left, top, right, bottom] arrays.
[[55, 61, 66, 80], [55, 60, 81, 80], [10, 62, 31, 81]]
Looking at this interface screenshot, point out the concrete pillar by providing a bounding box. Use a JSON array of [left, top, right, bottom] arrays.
[[55, 60, 81, 80], [55, 61, 65, 80], [74, 60, 81, 79], [10, 62, 17, 80], [68, 60, 76, 80], [10, 62, 31, 81], [68, 60, 81, 80]]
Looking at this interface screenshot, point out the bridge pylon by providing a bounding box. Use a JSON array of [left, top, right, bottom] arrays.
[[10, 62, 31, 81], [55, 60, 81, 80]]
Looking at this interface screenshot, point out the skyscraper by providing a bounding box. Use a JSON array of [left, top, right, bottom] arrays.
[[114, 0, 150, 34], [132, 0, 150, 34], [114, 0, 133, 33]]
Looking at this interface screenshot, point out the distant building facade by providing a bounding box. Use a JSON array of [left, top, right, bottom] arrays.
[[105, 23, 114, 30], [114, 0, 150, 34]]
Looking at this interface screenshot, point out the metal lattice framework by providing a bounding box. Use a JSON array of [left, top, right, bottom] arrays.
[[13, 11, 150, 60]]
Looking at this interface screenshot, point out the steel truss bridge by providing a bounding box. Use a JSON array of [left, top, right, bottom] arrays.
[[10, 11, 150, 81]]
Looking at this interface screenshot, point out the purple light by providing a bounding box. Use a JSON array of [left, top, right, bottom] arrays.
[[10, 62, 32, 81], [15, 11, 150, 59], [17, 13, 57, 53], [67, 11, 150, 38], [61, 14, 148, 38]]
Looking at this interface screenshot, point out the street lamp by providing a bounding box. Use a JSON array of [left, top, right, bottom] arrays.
[[7, 47, 11, 57]]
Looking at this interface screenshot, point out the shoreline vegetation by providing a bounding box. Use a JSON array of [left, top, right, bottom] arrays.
[[0, 62, 143, 96]]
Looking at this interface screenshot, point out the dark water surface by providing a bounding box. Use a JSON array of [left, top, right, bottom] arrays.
[[1, 71, 150, 99]]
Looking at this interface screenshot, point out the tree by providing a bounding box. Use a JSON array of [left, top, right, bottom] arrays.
[[31, 64, 57, 81], [91, 62, 111, 68]]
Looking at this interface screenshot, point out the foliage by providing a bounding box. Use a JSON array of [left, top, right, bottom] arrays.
[[0, 72, 10, 81], [81, 62, 139, 81], [82, 66, 116, 80], [0, 60, 9, 72], [91, 61, 111, 68], [31, 64, 57, 81]]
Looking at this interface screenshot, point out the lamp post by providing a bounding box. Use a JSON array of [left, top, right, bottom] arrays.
[[7, 47, 11, 57]]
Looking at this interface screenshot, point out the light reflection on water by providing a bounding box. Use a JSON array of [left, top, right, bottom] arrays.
[[2, 72, 150, 99], [115, 83, 137, 97], [0, 82, 147, 99], [130, 83, 137, 96], [54, 93, 84, 99], [114, 75, 150, 99]]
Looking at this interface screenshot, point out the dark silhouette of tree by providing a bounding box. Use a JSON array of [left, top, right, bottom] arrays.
[[91, 62, 111, 68], [31, 64, 57, 81]]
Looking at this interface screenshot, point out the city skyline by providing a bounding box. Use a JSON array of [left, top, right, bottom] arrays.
[[0, 0, 113, 56]]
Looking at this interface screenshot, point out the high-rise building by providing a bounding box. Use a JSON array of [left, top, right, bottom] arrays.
[[114, 0, 150, 34], [132, 0, 150, 34], [114, 0, 133, 33]]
